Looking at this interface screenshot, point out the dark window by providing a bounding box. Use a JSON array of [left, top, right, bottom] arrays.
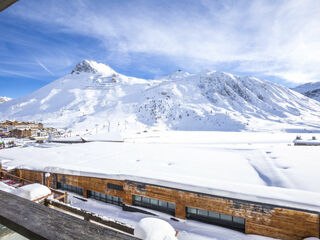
[[233, 216, 245, 225], [107, 183, 123, 191], [208, 211, 219, 219], [186, 207, 245, 232], [57, 182, 83, 196], [132, 195, 175, 216], [220, 214, 232, 221], [87, 190, 123, 206]]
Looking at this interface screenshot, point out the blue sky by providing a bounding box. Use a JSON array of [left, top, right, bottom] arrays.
[[1, 0, 320, 98]]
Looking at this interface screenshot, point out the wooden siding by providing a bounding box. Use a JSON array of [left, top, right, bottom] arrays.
[[18, 169, 43, 184], [16, 169, 320, 240]]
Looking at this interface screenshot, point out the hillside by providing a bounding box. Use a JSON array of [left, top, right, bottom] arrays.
[[293, 81, 320, 102], [0, 60, 320, 134]]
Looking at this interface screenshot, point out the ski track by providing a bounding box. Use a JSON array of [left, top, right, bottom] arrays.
[[245, 150, 293, 188]]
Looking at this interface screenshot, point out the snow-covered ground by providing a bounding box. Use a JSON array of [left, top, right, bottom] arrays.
[[1, 131, 320, 239], [1, 131, 320, 194]]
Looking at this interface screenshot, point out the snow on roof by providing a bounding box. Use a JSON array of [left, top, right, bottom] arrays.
[[13, 183, 51, 201], [42, 166, 320, 213], [134, 218, 177, 240], [0, 182, 15, 193]]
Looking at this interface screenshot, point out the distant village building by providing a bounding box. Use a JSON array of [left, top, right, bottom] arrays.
[[0, 120, 43, 131], [0, 121, 56, 139]]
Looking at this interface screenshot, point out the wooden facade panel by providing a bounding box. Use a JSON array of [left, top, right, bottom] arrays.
[[19, 169, 43, 184], [56, 174, 126, 199], [246, 220, 318, 240]]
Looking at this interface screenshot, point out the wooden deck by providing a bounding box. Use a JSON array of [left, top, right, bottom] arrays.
[[0, 190, 139, 240], [0, 0, 18, 12]]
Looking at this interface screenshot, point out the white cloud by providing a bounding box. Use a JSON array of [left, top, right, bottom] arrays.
[[9, 0, 320, 84]]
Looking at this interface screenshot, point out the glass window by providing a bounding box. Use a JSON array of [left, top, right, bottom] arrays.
[[220, 214, 232, 221], [159, 200, 167, 208], [186, 206, 245, 232], [57, 182, 83, 196], [142, 197, 150, 204], [134, 195, 141, 202], [168, 202, 175, 210], [188, 207, 197, 214], [132, 195, 175, 215], [150, 199, 158, 206], [88, 190, 122, 206], [198, 209, 208, 216], [208, 211, 220, 219], [107, 183, 123, 191], [233, 216, 245, 224]]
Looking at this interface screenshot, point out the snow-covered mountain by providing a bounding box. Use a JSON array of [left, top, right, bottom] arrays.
[[1, 60, 320, 133], [293, 82, 320, 102], [0, 97, 11, 104]]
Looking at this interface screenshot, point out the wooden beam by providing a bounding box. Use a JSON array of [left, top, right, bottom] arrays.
[[0, 0, 18, 12], [0, 190, 139, 240]]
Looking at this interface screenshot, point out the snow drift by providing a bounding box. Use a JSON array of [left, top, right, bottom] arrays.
[[134, 218, 177, 240], [13, 183, 51, 201]]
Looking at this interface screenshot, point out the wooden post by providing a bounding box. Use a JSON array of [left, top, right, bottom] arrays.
[[64, 192, 68, 204], [42, 173, 45, 185], [175, 203, 186, 219], [0, 163, 2, 179], [18, 169, 23, 185], [83, 187, 88, 198]]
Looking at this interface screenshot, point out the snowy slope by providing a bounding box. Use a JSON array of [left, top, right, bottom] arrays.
[[0, 60, 320, 133], [293, 81, 320, 102], [0, 96, 11, 104]]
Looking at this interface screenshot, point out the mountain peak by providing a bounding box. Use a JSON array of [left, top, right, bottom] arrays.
[[162, 69, 190, 80], [71, 60, 116, 76]]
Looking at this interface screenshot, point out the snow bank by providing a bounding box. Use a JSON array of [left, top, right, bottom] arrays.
[[0, 182, 15, 193], [134, 218, 177, 240], [13, 183, 51, 201]]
